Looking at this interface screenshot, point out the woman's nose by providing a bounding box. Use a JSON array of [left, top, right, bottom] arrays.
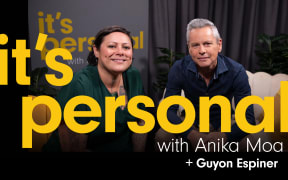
[[115, 46, 124, 56]]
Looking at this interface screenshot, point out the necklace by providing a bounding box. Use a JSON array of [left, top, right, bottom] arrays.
[[109, 75, 123, 95]]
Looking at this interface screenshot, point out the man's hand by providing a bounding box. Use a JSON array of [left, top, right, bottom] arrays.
[[207, 132, 227, 143], [187, 130, 228, 152], [187, 130, 209, 151]]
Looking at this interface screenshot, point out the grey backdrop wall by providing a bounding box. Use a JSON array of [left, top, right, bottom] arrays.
[[28, 0, 149, 93]]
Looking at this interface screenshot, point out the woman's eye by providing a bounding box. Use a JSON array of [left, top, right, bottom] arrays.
[[123, 46, 131, 50], [108, 45, 116, 48]]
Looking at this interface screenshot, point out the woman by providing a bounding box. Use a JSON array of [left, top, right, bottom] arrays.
[[43, 26, 146, 152]]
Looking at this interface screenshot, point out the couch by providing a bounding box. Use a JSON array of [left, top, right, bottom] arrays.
[[244, 71, 288, 151], [29, 96, 51, 152], [245, 71, 288, 123]]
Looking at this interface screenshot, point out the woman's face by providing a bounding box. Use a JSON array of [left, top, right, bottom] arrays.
[[93, 32, 133, 75]]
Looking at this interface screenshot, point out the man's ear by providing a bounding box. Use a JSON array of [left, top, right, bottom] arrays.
[[218, 39, 223, 53]]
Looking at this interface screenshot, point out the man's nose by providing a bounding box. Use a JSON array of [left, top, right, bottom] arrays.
[[199, 45, 206, 55]]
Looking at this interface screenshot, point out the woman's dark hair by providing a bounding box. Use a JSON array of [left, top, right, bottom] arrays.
[[87, 25, 134, 66]]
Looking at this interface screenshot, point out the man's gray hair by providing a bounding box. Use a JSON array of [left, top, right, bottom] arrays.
[[186, 18, 221, 43]]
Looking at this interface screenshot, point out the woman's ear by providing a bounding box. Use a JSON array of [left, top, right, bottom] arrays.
[[93, 45, 99, 58]]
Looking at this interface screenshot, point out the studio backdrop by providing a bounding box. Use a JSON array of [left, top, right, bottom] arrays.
[[28, 0, 149, 92], [28, 0, 288, 102]]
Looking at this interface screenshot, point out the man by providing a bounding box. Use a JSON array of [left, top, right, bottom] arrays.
[[155, 18, 255, 151]]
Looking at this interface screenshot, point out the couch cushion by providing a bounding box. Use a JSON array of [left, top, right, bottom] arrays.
[[246, 71, 288, 122]]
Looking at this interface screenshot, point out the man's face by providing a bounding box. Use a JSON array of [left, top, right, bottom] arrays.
[[188, 26, 222, 71]]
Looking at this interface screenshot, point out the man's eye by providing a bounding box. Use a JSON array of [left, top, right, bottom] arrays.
[[204, 42, 212, 46]]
